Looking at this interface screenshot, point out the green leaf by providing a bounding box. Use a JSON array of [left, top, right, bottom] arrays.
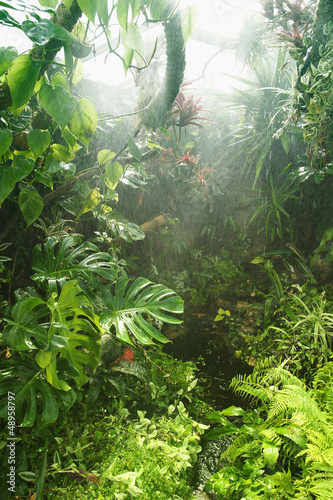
[[0, 129, 12, 156], [38, 0, 58, 6], [117, 0, 129, 30], [105, 161, 123, 190], [221, 406, 246, 417], [62, 0, 74, 11], [31, 235, 118, 295], [22, 19, 54, 45], [0, 9, 21, 28], [8, 54, 41, 109], [68, 98, 97, 151], [51, 144, 75, 162], [98, 149, 116, 165], [19, 189, 44, 228], [52, 24, 77, 43], [48, 280, 101, 387], [39, 83, 74, 129], [280, 130, 289, 154], [0, 46, 18, 76], [99, 277, 183, 345], [28, 129, 51, 159], [251, 256, 266, 264], [128, 135, 141, 161], [150, 0, 169, 19], [0, 367, 59, 427], [19, 471, 38, 482], [0, 155, 35, 207], [51, 72, 71, 92], [77, 188, 100, 219], [77, 0, 97, 22], [97, 0, 109, 25], [122, 23, 145, 65], [72, 58, 83, 86], [3, 296, 48, 350], [129, 0, 141, 18], [181, 6, 197, 45], [36, 450, 48, 500], [253, 139, 271, 187], [123, 47, 134, 75]]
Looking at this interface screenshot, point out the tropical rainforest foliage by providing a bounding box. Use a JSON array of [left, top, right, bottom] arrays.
[[0, 0, 332, 499]]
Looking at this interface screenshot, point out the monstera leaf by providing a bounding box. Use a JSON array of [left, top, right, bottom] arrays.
[[3, 297, 50, 351], [44, 280, 102, 388], [31, 235, 119, 295], [0, 363, 59, 427], [99, 277, 184, 345], [1, 281, 101, 426]]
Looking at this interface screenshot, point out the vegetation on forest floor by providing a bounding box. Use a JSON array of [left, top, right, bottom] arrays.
[[0, 0, 333, 499]]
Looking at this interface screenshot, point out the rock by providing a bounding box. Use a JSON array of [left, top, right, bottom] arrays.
[[191, 491, 212, 500]]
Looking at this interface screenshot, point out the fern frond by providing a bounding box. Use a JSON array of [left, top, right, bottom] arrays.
[[267, 385, 322, 423], [230, 374, 274, 403], [221, 434, 253, 462], [262, 365, 306, 389]]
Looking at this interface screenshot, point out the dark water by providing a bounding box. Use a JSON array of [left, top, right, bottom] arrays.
[[163, 317, 253, 410]]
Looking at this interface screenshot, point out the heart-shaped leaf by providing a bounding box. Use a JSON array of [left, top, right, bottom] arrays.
[[39, 83, 74, 129], [77, 188, 100, 219], [0, 46, 18, 77], [28, 129, 51, 158], [0, 155, 35, 207], [105, 161, 123, 190], [0, 129, 13, 156], [22, 19, 54, 46], [19, 188, 44, 228], [98, 149, 116, 165], [77, 0, 97, 22], [8, 54, 41, 109], [117, 0, 129, 30], [69, 98, 97, 151], [35, 168, 53, 189], [51, 72, 71, 93], [51, 144, 75, 162]]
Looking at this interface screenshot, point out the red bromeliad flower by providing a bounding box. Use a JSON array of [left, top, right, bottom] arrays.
[[111, 347, 135, 365], [175, 149, 200, 167], [170, 90, 212, 129]]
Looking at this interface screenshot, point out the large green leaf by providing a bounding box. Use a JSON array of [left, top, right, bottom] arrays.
[[96, 0, 109, 25], [39, 83, 74, 129], [19, 188, 44, 228], [28, 129, 51, 158], [0, 365, 59, 427], [0, 155, 35, 207], [117, 0, 129, 30], [76, 188, 100, 219], [31, 235, 119, 295], [0, 129, 12, 156], [77, 0, 97, 22], [22, 19, 54, 45], [47, 280, 101, 387], [3, 296, 49, 351], [99, 277, 183, 345], [149, 0, 169, 19], [68, 98, 97, 151], [105, 161, 123, 190], [0, 46, 18, 76], [8, 54, 41, 109], [181, 6, 197, 45]]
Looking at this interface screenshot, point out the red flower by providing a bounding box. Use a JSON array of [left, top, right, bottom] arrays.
[[111, 347, 135, 365]]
